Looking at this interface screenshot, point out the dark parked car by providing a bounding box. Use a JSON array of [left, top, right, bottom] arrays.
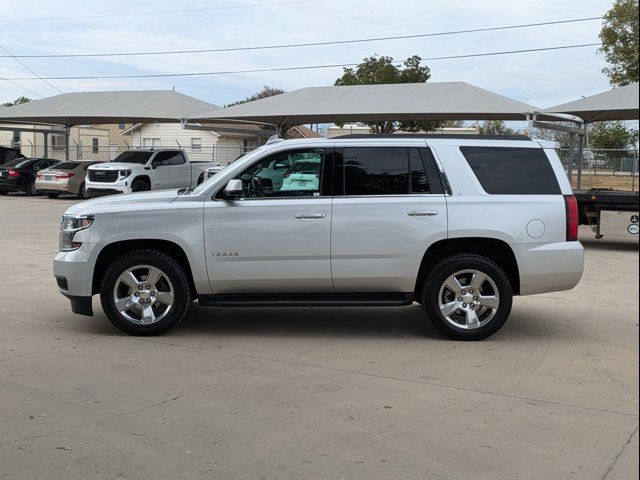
[[0, 158, 61, 196]]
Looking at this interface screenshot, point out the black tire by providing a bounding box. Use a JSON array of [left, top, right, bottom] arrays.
[[422, 254, 513, 341], [100, 250, 192, 336], [46, 192, 61, 199], [78, 182, 89, 199], [25, 180, 38, 196], [131, 178, 150, 192], [196, 173, 205, 185]]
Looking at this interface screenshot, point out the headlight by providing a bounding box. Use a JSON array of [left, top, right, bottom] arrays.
[[59, 215, 94, 251], [119, 169, 132, 178]]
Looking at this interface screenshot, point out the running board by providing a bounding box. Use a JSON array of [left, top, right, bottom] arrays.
[[198, 292, 414, 307]]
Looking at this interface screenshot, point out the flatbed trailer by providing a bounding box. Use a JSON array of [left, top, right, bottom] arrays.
[[575, 189, 639, 239]]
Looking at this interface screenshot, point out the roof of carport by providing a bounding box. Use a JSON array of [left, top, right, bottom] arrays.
[[0, 90, 220, 127], [545, 83, 639, 123], [190, 82, 551, 125]]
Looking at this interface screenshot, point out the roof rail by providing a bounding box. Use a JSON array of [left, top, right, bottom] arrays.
[[266, 134, 284, 144], [337, 134, 531, 140]]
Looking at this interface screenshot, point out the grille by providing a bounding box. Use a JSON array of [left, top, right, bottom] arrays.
[[88, 170, 118, 183]]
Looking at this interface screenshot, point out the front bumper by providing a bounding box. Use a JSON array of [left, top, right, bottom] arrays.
[[516, 241, 584, 295], [53, 241, 100, 316], [87, 188, 125, 197], [85, 181, 132, 196]]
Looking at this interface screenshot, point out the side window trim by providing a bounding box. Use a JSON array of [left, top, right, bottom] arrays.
[[419, 147, 445, 195], [333, 145, 445, 197]]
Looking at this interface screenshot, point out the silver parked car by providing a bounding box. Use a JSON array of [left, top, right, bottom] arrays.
[[36, 160, 101, 199]]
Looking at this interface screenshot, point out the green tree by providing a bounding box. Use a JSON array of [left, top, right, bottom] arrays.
[[599, 0, 639, 86], [2, 96, 32, 107], [478, 120, 517, 136], [589, 121, 638, 149], [227, 86, 295, 136], [334, 55, 445, 134], [226, 86, 285, 107]]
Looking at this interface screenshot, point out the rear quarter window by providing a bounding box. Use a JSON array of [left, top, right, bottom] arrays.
[[460, 146, 561, 195]]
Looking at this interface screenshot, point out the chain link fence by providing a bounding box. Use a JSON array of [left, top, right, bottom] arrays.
[[557, 148, 639, 191], [3, 143, 257, 166]]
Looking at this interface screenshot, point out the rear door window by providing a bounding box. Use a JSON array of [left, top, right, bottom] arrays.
[[460, 146, 561, 195], [339, 147, 442, 196]]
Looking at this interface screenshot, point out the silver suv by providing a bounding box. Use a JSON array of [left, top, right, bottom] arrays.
[[53, 135, 584, 340]]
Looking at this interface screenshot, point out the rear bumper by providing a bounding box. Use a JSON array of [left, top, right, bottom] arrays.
[[36, 178, 72, 193], [516, 241, 584, 295], [0, 178, 23, 191]]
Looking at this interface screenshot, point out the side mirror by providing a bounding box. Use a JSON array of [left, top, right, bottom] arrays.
[[222, 179, 244, 200]]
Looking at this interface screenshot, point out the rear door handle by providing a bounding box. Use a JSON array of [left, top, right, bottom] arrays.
[[295, 212, 326, 220], [407, 210, 438, 217]]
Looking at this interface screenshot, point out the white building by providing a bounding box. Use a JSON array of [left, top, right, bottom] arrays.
[[123, 122, 263, 165]]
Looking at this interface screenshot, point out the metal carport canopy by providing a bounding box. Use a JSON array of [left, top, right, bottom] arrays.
[[0, 90, 220, 126], [545, 83, 639, 123], [189, 82, 551, 125]]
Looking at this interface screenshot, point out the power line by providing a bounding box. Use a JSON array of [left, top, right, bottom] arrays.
[[0, 0, 319, 23], [0, 43, 63, 93], [0, 73, 44, 98], [0, 16, 604, 59], [1, 43, 601, 81]]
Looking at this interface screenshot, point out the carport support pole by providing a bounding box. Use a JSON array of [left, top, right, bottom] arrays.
[[43, 132, 48, 159], [576, 133, 584, 190], [567, 133, 575, 186], [65, 132, 70, 161]]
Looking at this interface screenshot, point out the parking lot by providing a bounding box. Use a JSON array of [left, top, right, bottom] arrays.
[[0, 194, 637, 480]]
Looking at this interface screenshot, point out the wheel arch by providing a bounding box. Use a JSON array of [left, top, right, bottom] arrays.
[[92, 239, 197, 297], [132, 175, 151, 189], [414, 237, 520, 299]]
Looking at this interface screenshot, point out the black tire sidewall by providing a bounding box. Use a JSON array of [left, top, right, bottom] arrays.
[[26, 181, 37, 196], [423, 255, 512, 341], [46, 193, 60, 199], [79, 182, 88, 199], [131, 179, 149, 192], [100, 250, 191, 335]]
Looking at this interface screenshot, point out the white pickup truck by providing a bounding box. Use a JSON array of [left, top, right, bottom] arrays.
[[85, 149, 214, 196]]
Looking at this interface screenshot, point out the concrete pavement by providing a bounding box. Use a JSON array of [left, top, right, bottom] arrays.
[[0, 194, 638, 480]]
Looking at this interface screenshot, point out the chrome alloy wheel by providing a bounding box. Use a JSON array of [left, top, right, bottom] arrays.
[[438, 269, 500, 330], [112, 265, 174, 325]]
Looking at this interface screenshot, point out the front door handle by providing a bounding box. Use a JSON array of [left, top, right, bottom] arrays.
[[295, 212, 326, 220], [407, 210, 438, 217]]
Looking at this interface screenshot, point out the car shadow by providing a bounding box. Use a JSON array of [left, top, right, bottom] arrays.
[[580, 237, 638, 252]]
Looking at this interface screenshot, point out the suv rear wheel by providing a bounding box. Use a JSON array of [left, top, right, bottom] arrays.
[[422, 254, 512, 340], [100, 250, 191, 335]]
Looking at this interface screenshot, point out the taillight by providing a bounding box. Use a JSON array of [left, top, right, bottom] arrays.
[[8, 169, 20, 178], [55, 173, 75, 179], [564, 194, 579, 241]]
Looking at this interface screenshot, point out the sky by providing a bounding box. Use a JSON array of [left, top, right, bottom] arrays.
[[0, 0, 620, 110]]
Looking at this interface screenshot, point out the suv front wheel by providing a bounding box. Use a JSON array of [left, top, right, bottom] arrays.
[[100, 250, 192, 335], [423, 254, 513, 340]]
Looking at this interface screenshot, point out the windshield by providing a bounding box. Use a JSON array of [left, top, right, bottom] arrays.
[[189, 146, 268, 196], [112, 151, 153, 164]]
